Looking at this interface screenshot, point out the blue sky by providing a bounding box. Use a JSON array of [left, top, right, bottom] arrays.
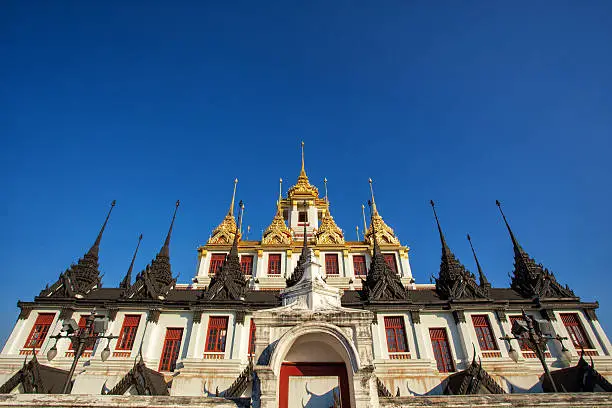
[[1, 1, 611, 346]]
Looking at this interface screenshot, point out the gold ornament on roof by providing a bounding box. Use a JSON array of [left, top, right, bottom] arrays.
[[208, 179, 239, 245], [287, 142, 319, 199], [315, 208, 345, 245], [262, 178, 293, 246], [364, 178, 400, 245]]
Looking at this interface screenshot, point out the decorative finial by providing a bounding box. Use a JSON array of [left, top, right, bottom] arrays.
[[238, 200, 245, 233], [430, 200, 448, 249], [88, 200, 117, 257], [467, 233, 490, 288], [361, 204, 367, 233], [300, 141, 306, 176], [160, 200, 179, 258], [278, 178, 283, 207], [356, 225, 360, 241], [496, 200, 522, 254], [246, 225, 251, 240], [324, 177, 328, 202], [120, 234, 143, 289], [228, 179, 238, 216], [368, 178, 377, 213]]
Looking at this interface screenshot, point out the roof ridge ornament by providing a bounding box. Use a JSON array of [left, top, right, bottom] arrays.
[[40, 200, 116, 298], [430, 201, 488, 300], [262, 182, 292, 246], [362, 201, 408, 302], [287, 141, 319, 199], [120, 234, 143, 290], [208, 180, 239, 245], [495, 200, 575, 299], [201, 200, 248, 302]]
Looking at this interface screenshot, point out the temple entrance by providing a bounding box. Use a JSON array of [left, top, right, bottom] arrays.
[[278, 333, 352, 408]]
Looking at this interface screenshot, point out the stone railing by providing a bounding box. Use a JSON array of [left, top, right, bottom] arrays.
[[380, 393, 612, 407]]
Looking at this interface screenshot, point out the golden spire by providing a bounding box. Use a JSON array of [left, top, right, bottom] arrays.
[[262, 196, 292, 246], [364, 178, 399, 245], [228, 178, 238, 216], [361, 204, 367, 233], [288, 141, 318, 199], [356, 225, 360, 241], [324, 177, 328, 202], [278, 178, 283, 206], [208, 179, 239, 245], [315, 206, 345, 245]]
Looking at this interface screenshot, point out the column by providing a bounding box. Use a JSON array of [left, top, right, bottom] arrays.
[[410, 311, 429, 360], [453, 310, 472, 366]]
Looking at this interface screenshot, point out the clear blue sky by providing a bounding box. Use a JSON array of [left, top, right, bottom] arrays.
[[1, 1, 611, 347]]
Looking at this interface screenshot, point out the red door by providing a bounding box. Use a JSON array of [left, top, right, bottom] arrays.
[[279, 362, 350, 408]]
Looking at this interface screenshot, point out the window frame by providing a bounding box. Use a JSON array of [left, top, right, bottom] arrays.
[[471, 314, 498, 351], [248, 319, 256, 356], [209, 253, 226, 275], [325, 253, 339, 275], [560, 313, 593, 349], [24, 313, 56, 349], [383, 254, 398, 274], [267, 254, 282, 275], [352, 255, 367, 277], [205, 316, 229, 353], [384, 316, 409, 353], [429, 328, 455, 373], [115, 314, 141, 351], [240, 255, 254, 275], [159, 327, 184, 372]]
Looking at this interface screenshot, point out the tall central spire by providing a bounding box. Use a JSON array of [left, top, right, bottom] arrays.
[[228, 178, 238, 216], [120, 234, 143, 289], [88, 200, 116, 257], [300, 141, 306, 177], [495, 200, 523, 257], [288, 141, 318, 199], [368, 178, 377, 214], [430, 200, 449, 253]]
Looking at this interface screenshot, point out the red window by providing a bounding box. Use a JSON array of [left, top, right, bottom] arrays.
[[353, 255, 367, 277], [384, 317, 408, 353], [298, 211, 308, 223], [209, 254, 226, 275], [472, 315, 498, 351], [116, 315, 141, 351], [69, 315, 100, 351], [268, 254, 281, 275], [24, 313, 55, 349], [325, 254, 339, 275], [240, 255, 254, 275], [159, 328, 183, 372], [248, 320, 256, 356], [509, 315, 532, 351], [561, 313, 592, 349], [384, 254, 398, 274], [205, 316, 229, 353], [429, 328, 455, 372]]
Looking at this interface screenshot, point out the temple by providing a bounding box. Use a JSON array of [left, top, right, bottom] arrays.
[[1, 144, 611, 408]]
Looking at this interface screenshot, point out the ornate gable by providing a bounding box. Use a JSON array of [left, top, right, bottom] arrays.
[[315, 208, 344, 245], [262, 206, 292, 246], [106, 357, 169, 396]]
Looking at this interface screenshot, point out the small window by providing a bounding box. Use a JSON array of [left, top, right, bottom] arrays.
[[268, 254, 282, 275], [159, 328, 183, 372], [205, 316, 229, 353], [116, 315, 141, 351], [353, 255, 367, 277], [240, 255, 254, 275], [209, 254, 226, 275], [561, 313, 592, 349], [24, 313, 55, 349], [384, 316, 408, 353], [248, 320, 256, 356], [298, 211, 308, 223], [471, 315, 498, 351], [325, 254, 339, 275], [384, 254, 398, 274], [429, 328, 455, 372]]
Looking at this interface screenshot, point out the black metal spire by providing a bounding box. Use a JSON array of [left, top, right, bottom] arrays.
[[87, 200, 116, 258], [495, 200, 523, 257], [159, 200, 179, 258], [467, 233, 490, 289], [120, 234, 143, 289], [286, 201, 309, 287], [430, 200, 451, 256]]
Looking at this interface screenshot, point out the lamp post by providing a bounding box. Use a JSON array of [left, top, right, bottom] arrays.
[[46, 310, 117, 394], [499, 310, 571, 393]]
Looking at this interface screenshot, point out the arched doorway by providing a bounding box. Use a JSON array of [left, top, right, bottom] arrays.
[[278, 333, 353, 408]]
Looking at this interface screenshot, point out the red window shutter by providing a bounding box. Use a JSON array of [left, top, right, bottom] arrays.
[[383, 254, 398, 274], [384, 316, 408, 353], [325, 254, 339, 275], [560, 313, 592, 349], [248, 320, 256, 356], [509, 316, 534, 351], [353, 255, 366, 277], [159, 328, 183, 372], [240, 255, 254, 275], [24, 313, 55, 349], [69, 315, 99, 351], [429, 328, 455, 373], [205, 316, 229, 353], [209, 254, 226, 275], [116, 315, 141, 351], [471, 315, 498, 351], [268, 254, 281, 275]]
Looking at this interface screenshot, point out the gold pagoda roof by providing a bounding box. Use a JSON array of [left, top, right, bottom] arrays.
[[262, 204, 292, 246], [315, 205, 345, 245]]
